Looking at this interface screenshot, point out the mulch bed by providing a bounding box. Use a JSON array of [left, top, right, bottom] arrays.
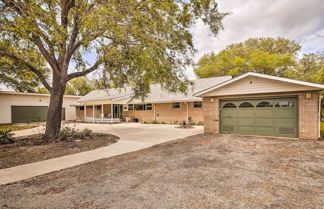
[[0, 133, 119, 169]]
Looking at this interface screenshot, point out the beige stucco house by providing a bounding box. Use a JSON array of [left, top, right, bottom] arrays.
[[0, 91, 81, 124]]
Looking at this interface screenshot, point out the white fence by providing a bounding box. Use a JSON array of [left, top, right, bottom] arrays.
[[84, 117, 120, 123]]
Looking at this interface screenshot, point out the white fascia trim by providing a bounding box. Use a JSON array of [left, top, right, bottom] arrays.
[[194, 72, 324, 97]]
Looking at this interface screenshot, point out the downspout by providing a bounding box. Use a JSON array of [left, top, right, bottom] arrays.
[[184, 102, 189, 124], [84, 105, 87, 122], [319, 94, 323, 139], [153, 103, 156, 121]]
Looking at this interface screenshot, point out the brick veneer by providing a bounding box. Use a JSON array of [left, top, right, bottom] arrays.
[[203, 91, 320, 139]]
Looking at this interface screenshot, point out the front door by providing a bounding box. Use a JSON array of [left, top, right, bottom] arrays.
[[113, 104, 123, 119]]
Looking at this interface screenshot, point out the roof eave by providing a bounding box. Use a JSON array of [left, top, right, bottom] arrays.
[[194, 72, 324, 97]]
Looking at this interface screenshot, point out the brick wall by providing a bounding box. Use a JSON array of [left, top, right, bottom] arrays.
[[123, 102, 204, 123], [298, 92, 320, 139], [203, 91, 320, 139]]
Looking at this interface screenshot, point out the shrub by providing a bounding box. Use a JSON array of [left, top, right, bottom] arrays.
[[81, 128, 92, 136], [152, 120, 160, 124], [59, 126, 80, 140], [161, 121, 166, 124], [197, 121, 204, 126], [0, 129, 14, 144]]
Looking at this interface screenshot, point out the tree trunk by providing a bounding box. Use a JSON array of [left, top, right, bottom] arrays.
[[44, 78, 66, 141]]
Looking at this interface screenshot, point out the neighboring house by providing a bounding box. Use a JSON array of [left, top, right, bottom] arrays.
[[194, 72, 324, 140], [75, 76, 232, 123], [0, 91, 81, 124]]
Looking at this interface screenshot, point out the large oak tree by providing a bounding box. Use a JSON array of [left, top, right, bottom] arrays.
[[0, 0, 226, 140], [195, 37, 301, 78]]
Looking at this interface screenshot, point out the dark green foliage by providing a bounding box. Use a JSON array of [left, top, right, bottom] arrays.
[[0, 129, 14, 144]]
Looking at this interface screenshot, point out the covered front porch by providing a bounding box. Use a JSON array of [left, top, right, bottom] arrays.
[[76, 101, 124, 123]]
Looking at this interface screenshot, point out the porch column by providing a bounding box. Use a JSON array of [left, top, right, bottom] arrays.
[[92, 105, 95, 123], [111, 104, 113, 124], [84, 105, 87, 122], [101, 104, 104, 122]]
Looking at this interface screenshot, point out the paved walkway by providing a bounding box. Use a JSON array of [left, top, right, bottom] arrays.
[[0, 123, 203, 184]]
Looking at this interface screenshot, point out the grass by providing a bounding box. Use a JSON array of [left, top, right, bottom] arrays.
[[321, 122, 324, 139], [0, 124, 37, 132]]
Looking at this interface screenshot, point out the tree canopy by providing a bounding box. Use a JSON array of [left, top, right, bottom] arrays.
[[0, 0, 226, 139], [194, 37, 301, 78], [285, 52, 324, 84]]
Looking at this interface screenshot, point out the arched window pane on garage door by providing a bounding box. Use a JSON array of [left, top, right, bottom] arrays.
[[256, 101, 273, 108], [239, 102, 254, 108], [223, 103, 237, 108], [275, 101, 295, 107]]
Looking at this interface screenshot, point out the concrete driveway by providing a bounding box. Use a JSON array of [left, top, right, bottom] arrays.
[[13, 123, 203, 144], [0, 123, 203, 184]]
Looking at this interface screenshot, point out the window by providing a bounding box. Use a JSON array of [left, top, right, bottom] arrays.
[[129, 103, 153, 111], [239, 102, 254, 108], [194, 101, 202, 108], [134, 104, 145, 111], [146, 103, 153, 110], [79, 106, 84, 110], [223, 103, 236, 108], [172, 102, 180, 109], [96, 105, 101, 110], [256, 101, 273, 108], [275, 101, 295, 107]]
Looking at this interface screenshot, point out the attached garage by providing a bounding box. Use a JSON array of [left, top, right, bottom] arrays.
[[220, 97, 297, 138], [195, 72, 324, 140], [11, 106, 65, 123]]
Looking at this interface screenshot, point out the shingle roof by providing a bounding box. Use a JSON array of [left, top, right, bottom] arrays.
[[78, 76, 232, 103], [77, 87, 134, 102], [129, 76, 232, 103]]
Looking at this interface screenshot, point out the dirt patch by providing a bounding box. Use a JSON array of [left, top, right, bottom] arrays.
[[0, 134, 323, 209], [0, 133, 119, 169]]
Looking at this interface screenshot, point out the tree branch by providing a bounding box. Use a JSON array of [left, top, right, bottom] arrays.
[[65, 60, 103, 81], [0, 48, 52, 92], [31, 35, 59, 73]]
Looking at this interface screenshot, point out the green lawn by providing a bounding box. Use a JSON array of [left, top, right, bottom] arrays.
[[321, 122, 324, 139], [0, 125, 36, 132]]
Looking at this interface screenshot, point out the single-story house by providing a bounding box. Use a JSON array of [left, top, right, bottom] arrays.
[[76, 72, 324, 139], [0, 91, 81, 124], [194, 72, 324, 140], [75, 76, 231, 124]]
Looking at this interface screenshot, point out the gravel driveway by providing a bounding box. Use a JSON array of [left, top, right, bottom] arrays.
[[1, 134, 323, 209]]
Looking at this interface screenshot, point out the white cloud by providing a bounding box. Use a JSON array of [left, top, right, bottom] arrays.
[[186, 0, 324, 79]]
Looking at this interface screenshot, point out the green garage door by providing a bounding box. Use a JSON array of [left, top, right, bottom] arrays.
[[12, 106, 65, 123], [220, 97, 298, 138]]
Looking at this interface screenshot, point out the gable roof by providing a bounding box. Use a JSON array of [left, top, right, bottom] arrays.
[[194, 72, 324, 97], [78, 76, 232, 103]]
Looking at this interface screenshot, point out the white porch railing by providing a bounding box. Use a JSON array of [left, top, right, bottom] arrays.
[[84, 117, 120, 123]]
